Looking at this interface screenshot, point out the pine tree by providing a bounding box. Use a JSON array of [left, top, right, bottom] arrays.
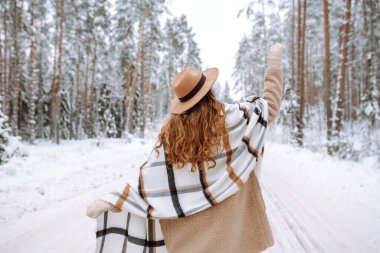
[[335, 0, 351, 137], [54, 0, 64, 144], [88, 0, 111, 137], [295, 0, 307, 146], [35, 0, 49, 139], [1, 1, 10, 116], [0, 103, 13, 164], [27, 0, 36, 144], [11, 0, 24, 136], [323, 0, 333, 153], [235, 0, 379, 161], [126, 2, 146, 136], [113, 0, 138, 136], [0, 103, 25, 164]]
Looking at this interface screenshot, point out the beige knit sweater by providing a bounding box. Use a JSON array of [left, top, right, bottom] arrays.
[[264, 66, 283, 124]]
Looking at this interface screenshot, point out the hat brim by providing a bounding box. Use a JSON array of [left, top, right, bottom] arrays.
[[170, 67, 219, 115]]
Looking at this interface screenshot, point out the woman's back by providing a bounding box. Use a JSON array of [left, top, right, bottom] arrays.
[[159, 153, 274, 253], [158, 45, 283, 253], [89, 43, 284, 253]]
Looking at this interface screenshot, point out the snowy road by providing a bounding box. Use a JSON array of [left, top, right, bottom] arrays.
[[0, 139, 379, 252], [262, 143, 380, 253]]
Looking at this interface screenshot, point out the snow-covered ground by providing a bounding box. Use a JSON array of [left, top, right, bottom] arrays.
[[0, 138, 379, 252]]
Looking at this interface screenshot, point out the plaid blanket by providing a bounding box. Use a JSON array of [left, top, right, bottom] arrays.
[[94, 96, 269, 253]]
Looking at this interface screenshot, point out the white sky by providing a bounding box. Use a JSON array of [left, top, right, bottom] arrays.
[[167, 0, 252, 89]]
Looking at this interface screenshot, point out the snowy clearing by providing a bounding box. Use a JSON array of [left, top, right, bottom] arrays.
[[0, 138, 379, 253]]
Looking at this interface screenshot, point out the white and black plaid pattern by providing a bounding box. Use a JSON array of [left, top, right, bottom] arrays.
[[95, 97, 269, 253]]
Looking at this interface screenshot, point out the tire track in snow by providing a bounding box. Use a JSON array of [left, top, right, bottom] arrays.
[[259, 144, 379, 253], [261, 181, 327, 253]]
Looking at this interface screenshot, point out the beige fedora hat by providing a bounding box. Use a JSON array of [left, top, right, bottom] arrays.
[[170, 66, 219, 114]]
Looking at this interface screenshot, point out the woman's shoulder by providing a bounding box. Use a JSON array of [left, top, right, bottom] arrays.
[[222, 96, 269, 127], [222, 101, 245, 129], [222, 95, 263, 115]]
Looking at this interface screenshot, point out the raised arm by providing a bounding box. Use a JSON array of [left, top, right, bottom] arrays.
[[263, 43, 284, 124]]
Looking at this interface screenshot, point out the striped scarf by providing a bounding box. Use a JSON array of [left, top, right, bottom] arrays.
[[95, 96, 269, 253]]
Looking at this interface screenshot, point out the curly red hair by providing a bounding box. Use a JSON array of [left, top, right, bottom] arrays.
[[155, 90, 227, 171]]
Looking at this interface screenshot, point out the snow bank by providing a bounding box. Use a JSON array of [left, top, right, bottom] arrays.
[[0, 138, 154, 224]]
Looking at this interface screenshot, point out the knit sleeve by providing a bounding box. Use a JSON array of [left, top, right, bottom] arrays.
[[263, 66, 283, 124]]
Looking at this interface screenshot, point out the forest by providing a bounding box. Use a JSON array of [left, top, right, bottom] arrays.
[[234, 0, 379, 161], [0, 0, 379, 164], [0, 0, 202, 146]]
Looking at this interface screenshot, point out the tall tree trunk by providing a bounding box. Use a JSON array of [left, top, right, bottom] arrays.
[[75, 50, 81, 139], [83, 43, 91, 134], [11, 0, 22, 136], [296, 0, 302, 98], [2, 2, 9, 116], [127, 9, 145, 134], [0, 3, 3, 103], [0, 9, 2, 105], [346, 61, 351, 122], [291, 0, 295, 90], [123, 64, 131, 133], [55, 0, 64, 144], [349, 1, 357, 121], [69, 74, 74, 140], [90, 38, 96, 123], [295, 0, 303, 145], [304, 47, 309, 124], [305, 46, 309, 107], [323, 0, 333, 152], [37, 48, 44, 138], [335, 0, 351, 136], [375, 2, 380, 109], [140, 36, 146, 137], [350, 44, 358, 119], [290, 0, 297, 131], [17, 0, 24, 135], [362, 1, 369, 92], [28, 0, 36, 143], [297, 0, 307, 146], [50, 4, 59, 139], [368, 0, 380, 115], [86, 38, 97, 137], [144, 27, 154, 122]]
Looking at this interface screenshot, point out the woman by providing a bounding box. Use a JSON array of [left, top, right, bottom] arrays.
[[88, 43, 284, 253]]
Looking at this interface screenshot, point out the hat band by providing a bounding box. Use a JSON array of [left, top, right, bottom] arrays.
[[178, 74, 206, 103]]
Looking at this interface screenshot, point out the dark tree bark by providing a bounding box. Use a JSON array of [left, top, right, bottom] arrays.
[[28, 0, 36, 143], [2, 2, 9, 116], [296, 0, 306, 146], [37, 48, 44, 138], [323, 0, 333, 153], [89, 41, 97, 123], [291, 0, 295, 90], [127, 7, 145, 134], [75, 49, 81, 139], [335, 0, 351, 136], [50, 2, 58, 139], [83, 43, 91, 134]]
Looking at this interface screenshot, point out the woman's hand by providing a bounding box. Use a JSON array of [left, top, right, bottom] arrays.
[[86, 199, 122, 219], [267, 43, 285, 67]]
